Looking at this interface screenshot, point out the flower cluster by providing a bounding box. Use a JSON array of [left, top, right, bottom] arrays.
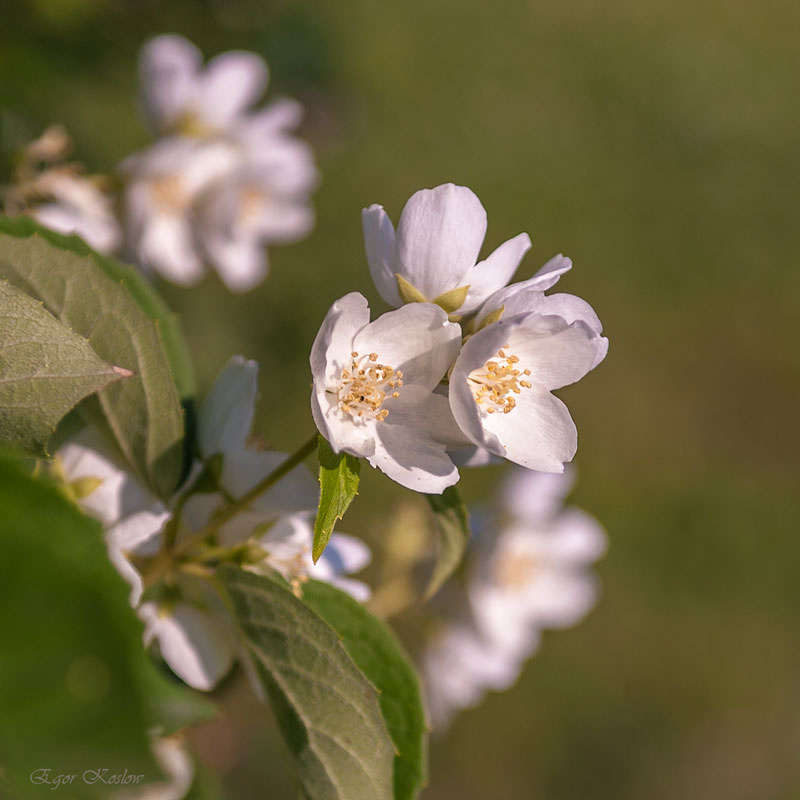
[[122, 35, 317, 290], [56, 356, 369, 692], [311, 183, 608, 491], [422, 468, 607, 729], [1, 124, 121, 253], [2, 35, 317, 292]]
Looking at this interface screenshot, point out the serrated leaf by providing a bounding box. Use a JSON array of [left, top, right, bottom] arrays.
[[219, 566, 395, 800], [313, 436, 361, 562], [0, 451, 165, 798], [0, 215, 195, 399], [425, 485, 471, 599], [302, 580, 428, 800], [0, 281, 130, 456], [0, 218, 186, 498]]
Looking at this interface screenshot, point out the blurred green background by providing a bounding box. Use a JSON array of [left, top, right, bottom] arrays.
[[3, 0, 800, 797]]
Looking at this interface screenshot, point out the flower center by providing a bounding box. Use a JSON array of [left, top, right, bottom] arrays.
[[149, 173, 189, 212], [468, 346, 532, 414], [336, 351, 403, 422], [494, 550, 539, 590]]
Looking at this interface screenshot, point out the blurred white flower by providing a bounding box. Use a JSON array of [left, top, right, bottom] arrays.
[[139, 34, 268, 137], [363, 183, 531, 314], [469, 469, 607, 648], [448, 311, 604, 471], [310, 291, 463, 493], [422, 467, 606, 729], [122, 34, 319, 292], [138, 599, 236, 693], [2, 125, 121, 253], [258, 513, 372, 602], [183, 355, 319, 547], [28, 169, 122, 253], [116, 734, 194, 800], [56, 429, 234, 690], [53, 356, 321, 691], [423, 624, 532, 729]]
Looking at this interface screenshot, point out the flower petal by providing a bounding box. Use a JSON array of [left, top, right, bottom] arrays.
[[311, 390, 377, 457], [220, 450, 319, 517], [483, 389, 578, 470], [394, 184, 487, 299], [362, 204, 400, 305], [198, 356, 258, 456], [461, 232, 531, 313], [352, 303, 461, 390], [139, 35, 202, 131], [544, 508, 608, 562], [197, 51, 268, 125], [370, 419, 459, 493], [383, 384, 465, 447], [240, 98, 304, 138], [139, 213, 205, 285], [528, 253, 572, 291], [204, 233, 268, 292], [509, 314, 599, 390], [502, 467, 574, 524], [140, 602, 235, 691], [310, 292, 370, 388]]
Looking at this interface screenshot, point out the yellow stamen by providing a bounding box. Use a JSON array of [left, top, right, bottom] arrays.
[[468, 347, 532, 415], [334, 351, 399, 422]]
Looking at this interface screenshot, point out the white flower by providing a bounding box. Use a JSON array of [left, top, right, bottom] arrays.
[[421, 467, 606, 729], [310, 292, 463, 493], [115, 734, 194, 800], [138, 599, 236, 693], [184, 355, 319, 547], [448, 311, 603, 471], [55, 357, 317, 691], [474, 253, 608, 370], [363, 183, 531, 314], [29, 169, 121, 253], [423, 624, 533, 730], [258, 513, 372, 602], [139, 34, 268, 136], [126, 35, 319, 292], [469, 469, 607, 648], [56, 429, 233, 690], [194, 143, 316, 291], [120, 137, 240, 286]]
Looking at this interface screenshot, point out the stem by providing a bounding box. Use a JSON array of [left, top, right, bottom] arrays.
[[172, 433, 319, 558]]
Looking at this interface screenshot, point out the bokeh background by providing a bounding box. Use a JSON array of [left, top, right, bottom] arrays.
[[3, 0, 800, 798]]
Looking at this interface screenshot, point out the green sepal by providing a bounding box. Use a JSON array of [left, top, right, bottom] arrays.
[[395, 274, 428, 304], [431, 284, 470, 313]]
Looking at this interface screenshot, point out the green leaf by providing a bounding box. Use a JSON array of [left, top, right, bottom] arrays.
[[0, 215, 195, 399], [425, 486, 472, 599], [0, 281, 131, 456], [0, 451, 165, 798], [0, 217, 186, 498], [219, 566, 395, 800], [302, 580, 428, 800], [313, 436, 361, 563]]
